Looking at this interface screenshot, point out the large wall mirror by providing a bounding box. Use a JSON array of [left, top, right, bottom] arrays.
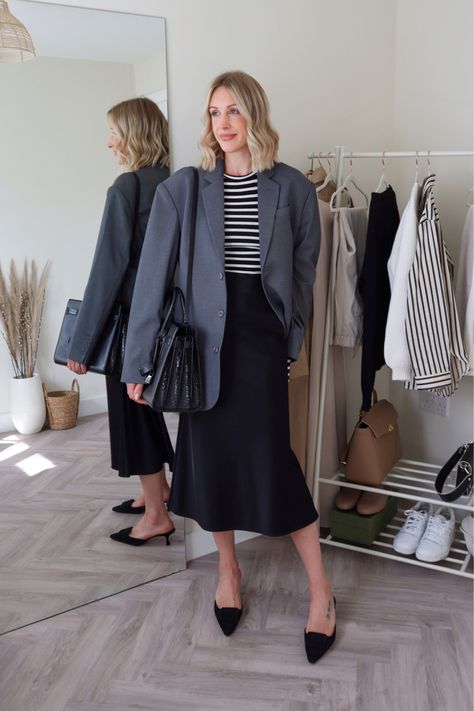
[[0, 1, 185, 635]]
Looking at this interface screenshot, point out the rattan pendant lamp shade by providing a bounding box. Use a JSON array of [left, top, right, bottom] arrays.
[[0, 1, 35, 62]]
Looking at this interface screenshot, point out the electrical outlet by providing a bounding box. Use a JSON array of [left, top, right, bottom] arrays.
[[419, 391, 450, 417]]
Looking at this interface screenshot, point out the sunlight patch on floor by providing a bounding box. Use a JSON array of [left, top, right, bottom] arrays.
[[15, 454, 56, 477], [0, 442, 29, 462]]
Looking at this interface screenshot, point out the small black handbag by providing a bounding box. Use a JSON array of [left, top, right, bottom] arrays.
[[140, 167, 202, 413], [54, 299, 123, 375], [435, 442, 473, 502]]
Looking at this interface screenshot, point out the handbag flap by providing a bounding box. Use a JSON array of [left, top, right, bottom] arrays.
[[359, 399, 398, 438]]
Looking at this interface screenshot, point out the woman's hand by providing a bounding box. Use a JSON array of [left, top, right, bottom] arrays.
[[67, 359, 87, 374], [127, 382, 148, 405]]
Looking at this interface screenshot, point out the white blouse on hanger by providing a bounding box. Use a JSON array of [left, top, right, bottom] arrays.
[[384, 181, 420, 380]]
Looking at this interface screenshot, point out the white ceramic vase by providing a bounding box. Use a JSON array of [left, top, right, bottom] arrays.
[[10, 373, 46, 435]]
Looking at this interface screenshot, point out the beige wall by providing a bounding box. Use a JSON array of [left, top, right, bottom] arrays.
[[343, 0, 473, 466]]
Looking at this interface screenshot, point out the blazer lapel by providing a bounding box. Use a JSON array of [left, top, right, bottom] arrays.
[[202, 160, 225, 268], [257, 168, 280, 269]]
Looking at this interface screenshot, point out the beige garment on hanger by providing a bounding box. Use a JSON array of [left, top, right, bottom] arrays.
[[330, 206, 368, 348], [289, 182, 347, 525], [307, 166, 337, 204], [305, 200, 347, 525], [288, 170, 331, 473], [289, 171, 336, 475]]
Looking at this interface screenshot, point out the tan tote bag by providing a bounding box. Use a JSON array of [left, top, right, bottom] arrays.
[[342, 392, 401, 486]]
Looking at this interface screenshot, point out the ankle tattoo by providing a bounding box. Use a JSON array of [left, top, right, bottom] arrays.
[[326, 599, 332, 620]]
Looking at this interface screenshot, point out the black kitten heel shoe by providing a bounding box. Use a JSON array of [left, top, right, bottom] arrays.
[[110, 526, 175, 546], [112, 499, 146, 514], [304, 596, 336, 663], [214, 601, 243, 636], [112, 499, 169, 514]]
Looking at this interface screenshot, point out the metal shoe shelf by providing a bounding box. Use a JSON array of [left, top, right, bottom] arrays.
[[308, 146, 474, 580], [318, 459, 474, 579]]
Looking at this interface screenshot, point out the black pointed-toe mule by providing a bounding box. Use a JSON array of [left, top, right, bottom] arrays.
[[112, 499, 169, 514], [304, 596, 336, 663], [214, 601, 243, 636], [112, 499, 146, 514], [110, 526, 175, 546]]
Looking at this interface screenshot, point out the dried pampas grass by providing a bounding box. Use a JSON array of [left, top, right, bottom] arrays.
[[0, 259, 50, 378]]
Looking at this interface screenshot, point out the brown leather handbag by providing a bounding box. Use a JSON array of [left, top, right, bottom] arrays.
[[342, 392, 401, 486]]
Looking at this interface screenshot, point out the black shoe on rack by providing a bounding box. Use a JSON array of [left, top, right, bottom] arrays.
[[304, 596, 336, 663], [214, 601, 243, 636]]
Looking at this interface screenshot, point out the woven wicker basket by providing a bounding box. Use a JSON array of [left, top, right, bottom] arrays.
[[43, 379, 79, 430]]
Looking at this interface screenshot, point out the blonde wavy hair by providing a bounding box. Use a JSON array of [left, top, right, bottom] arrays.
[[199, 71, 279, 172], [107, 97, 169, 171]]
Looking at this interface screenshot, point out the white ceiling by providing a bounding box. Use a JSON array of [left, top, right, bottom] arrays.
[[9, 0, 165, 63]]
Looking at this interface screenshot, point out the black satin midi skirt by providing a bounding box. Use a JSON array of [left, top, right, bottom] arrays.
[[106, 372, 174, 478], [167, 272, 318, 536]]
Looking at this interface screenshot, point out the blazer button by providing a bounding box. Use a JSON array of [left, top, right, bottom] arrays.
[[218, 309, 224, 317], [213, 346, 220, 353], [218, 272, 224, 280]]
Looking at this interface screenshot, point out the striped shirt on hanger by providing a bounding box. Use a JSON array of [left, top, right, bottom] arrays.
[[224, 172, 260, 274], [405, 175, 469, 395]]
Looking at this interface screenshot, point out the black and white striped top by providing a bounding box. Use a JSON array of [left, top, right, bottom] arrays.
[[224, 171, 260, 274]]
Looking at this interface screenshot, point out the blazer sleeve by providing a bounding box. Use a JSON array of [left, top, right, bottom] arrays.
[[287, 186, 320, 361], [68, 184, 134, 363], [121, 182, 180, 384]]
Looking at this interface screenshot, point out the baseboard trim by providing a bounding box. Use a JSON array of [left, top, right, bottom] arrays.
[[78, 395, 108, 418], [0, 395, 108, 434], [184, 526, 258, 561]]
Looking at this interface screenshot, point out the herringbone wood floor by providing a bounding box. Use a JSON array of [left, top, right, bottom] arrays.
[[0, 413, 185, 634], [1, 532, 472, 711]]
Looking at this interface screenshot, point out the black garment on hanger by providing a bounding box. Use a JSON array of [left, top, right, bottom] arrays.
[[359, 186, 400, 411]]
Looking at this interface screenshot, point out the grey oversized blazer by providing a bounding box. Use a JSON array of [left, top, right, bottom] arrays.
[[121, 158, 320, 410], [68, 165, 170, 364]]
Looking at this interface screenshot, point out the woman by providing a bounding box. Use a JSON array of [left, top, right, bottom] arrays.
[[67, 97, 175, 546], [122, 72, 336, 662]]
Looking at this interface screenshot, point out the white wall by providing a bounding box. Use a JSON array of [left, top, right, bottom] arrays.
[[134, 49, 167, 96], [0, 56, 135, 427], [27, 0, 397, 171], [340, 0, 473, 467], [387, 0, 473, 465]]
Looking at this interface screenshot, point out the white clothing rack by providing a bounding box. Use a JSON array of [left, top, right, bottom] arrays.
[[310, 145, 474, 578], [308, 150, 474, 158]]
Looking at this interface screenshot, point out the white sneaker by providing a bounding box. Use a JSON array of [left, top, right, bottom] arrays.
[[393, 502, 432, 555], [415, 507, 456, 563]]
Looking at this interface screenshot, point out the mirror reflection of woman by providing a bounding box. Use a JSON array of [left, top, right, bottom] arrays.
[[67, 98, 175, 545], [123, 72, 336, 663]]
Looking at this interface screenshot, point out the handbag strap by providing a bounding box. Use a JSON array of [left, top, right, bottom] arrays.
[[183, 167, 199, 325], [435, 442, 473, 501]]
